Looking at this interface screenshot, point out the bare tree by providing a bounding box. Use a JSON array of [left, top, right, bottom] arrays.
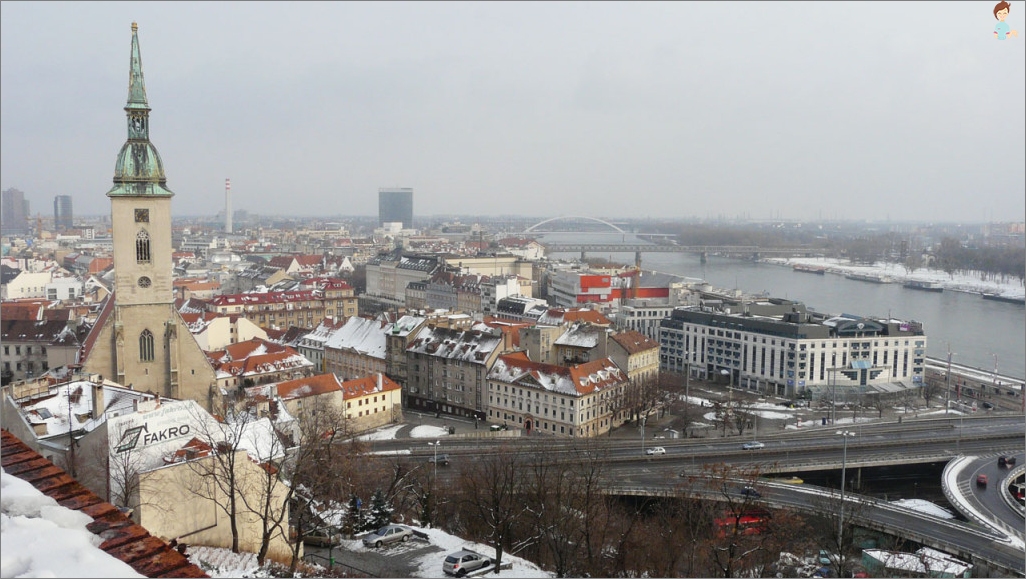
[[457, 442, 533, 573], [233, 418, 290, 566], [808, 484, 871, 579], [921, 377, 943, 409], [178, 405, 253, 553], [281, 402, 360, 574], [705, 463, 772, 578]]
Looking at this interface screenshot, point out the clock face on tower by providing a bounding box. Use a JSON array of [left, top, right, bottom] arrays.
[[135, 208, 149, 223]]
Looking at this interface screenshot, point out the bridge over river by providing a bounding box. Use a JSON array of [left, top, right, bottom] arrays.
[[539, 242, 828, 264]]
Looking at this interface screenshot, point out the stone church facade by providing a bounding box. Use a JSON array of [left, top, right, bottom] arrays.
[[83, 24, 220, 412]]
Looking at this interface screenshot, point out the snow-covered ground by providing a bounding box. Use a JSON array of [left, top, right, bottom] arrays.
[[763, 256, 1025, 299]]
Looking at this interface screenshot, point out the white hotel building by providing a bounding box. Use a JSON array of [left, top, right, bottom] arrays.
[[659, 298, 927, 399]]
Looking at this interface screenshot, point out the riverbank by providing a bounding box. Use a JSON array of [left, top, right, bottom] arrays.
[[760, 256, 1026, 301]]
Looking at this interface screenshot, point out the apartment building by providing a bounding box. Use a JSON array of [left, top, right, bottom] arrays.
[[486, 352, 630, 437], [404, 326, 504, 420]]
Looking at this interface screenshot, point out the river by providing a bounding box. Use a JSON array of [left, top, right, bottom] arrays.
[[538, 232, 1025, 380]]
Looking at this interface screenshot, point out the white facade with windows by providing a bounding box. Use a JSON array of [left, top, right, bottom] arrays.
[[659, 299, 927, 398], [486, 353, 629, 437]]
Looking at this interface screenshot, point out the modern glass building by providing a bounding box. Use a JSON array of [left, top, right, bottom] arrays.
[[54, 195, 73, 230], [378, 187, 413, 228]]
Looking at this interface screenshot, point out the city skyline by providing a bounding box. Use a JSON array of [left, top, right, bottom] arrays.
[[1, 2, 1023, 223]]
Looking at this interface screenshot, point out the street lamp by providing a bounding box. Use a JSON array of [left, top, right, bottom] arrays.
[[428, 440, 441, 482], [640, 414, 647, 455], [836, 430, 856, 554]]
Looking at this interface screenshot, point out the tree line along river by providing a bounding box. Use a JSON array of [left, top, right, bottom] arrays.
[[540, 232, 1025, 381]]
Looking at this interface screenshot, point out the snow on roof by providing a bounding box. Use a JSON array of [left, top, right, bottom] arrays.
[[488, 354, 625, 396], [323, 316, 388, 359], [406, 326, 501, 364], [863, 547, 972, 576], [553, 323, 605, 348], [14, 380, 160, 440]]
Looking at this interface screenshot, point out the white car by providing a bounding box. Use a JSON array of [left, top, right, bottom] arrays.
[[645, 446, 666, 455], [742, 441, 766, 450]]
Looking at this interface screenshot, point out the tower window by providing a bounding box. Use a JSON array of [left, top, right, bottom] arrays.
[[136, 229, 151, 263], [139, 330, 155, 362]]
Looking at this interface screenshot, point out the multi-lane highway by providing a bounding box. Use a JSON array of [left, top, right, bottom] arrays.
[[364, 415, 1025, 574]]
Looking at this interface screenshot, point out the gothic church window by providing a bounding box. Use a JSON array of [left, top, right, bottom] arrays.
[[136, 229, 151, 263], [139, 330, 155, 362]]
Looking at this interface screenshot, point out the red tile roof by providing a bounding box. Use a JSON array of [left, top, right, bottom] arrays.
[[340, 373, 401, 398], [610, 330, 660, 354], [276, 373, 343, 400], [1, 429, 209, 578]]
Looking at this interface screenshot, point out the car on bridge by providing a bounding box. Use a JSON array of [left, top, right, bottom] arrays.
[[742, 441, 765, 450], [645, 446, 666, 455]]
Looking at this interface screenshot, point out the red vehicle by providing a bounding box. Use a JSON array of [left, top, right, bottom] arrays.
[[714, 509, 770, 537], [976, 474, 988, 487]]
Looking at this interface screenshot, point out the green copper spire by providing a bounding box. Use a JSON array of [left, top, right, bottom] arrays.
[[108, 22, 174, 198], [125, 21, 149, 112]]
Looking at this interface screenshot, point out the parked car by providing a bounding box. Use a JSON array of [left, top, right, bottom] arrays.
[[443, 549, 491, 576], [976, 474, 988, 487], [742, 441, 766, 450], [982, 401, 994, 409], [998, 456, 1017, 467], [645, 446, 666, 455], [362, 524, 414, 548], [818, 550, 833, 565], [303, 529, 341, 548], [740, 486, 762, 498], [428, 454, 451, 466]]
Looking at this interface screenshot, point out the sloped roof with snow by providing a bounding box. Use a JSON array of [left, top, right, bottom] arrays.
[[340, 373, 401, 399], [553, 323, 606, 349], [322, 316, 388, 360], [386, 315, 427, 338], [610, 330, 660, 354], [488, 353, 625, 396], [11, 380, 161, 440], [406, 326, 502, 364], [537, 308, 611, 326], [275, 373, 343, 400]]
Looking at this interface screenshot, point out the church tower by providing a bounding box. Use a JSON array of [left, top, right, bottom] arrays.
[[83, 23, 219, 412]]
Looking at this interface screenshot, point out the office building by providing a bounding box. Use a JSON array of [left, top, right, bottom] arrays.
[[378, 187, 413, 228], [659, 297, 927, 399], [53, 195, 73, 230], [1, 188, 30, 236]]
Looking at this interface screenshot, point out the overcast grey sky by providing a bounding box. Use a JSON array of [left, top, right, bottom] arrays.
[[2, 1, 1023, 222]]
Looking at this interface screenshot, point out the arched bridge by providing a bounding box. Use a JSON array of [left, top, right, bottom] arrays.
[[524, 215, 626, 233], [540, 242, 828, 263]]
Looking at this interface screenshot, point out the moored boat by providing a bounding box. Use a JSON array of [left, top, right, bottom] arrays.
[[981, 292, 1026, 305], [793, 264, 827, 274], [902, 280, 944, 292], [844, 272, 894, 283]]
